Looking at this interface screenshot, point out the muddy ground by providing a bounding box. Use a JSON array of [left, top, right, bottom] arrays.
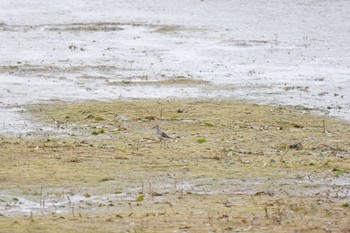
[[1, 100, 350, 232]]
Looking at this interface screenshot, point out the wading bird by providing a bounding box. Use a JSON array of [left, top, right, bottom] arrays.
[[152, 125, 172, 148]]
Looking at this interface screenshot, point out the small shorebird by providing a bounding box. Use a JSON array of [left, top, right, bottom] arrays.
[[152, 125, 172, 148]]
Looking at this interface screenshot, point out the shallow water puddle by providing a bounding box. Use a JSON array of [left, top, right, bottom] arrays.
[[0, 191, 145, 217], [2, 174, 350, 216]]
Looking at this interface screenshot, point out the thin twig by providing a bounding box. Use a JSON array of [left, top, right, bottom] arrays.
[[323, 119, 326, 134], [264, 206, 269, 219]]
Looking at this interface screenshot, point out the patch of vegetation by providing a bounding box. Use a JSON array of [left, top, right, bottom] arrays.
[[95, 117, 104, 121], [135, 196, 144, 202], [203, 121, 215, 127], [91, 129, 105, 135], [84, 193, 91, 198], [341, 203, 349, 208], [100, 178, 115, 182], [197, 137, 206, 143], [2, 100, 349, 232]]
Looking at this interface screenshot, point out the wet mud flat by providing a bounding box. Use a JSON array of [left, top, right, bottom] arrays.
[[1, 0, 350, 133], [1, 100, 350, 232]]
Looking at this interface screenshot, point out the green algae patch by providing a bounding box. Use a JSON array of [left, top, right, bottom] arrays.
[[91, 129, 105, 135], [197, 137, 207, 143]]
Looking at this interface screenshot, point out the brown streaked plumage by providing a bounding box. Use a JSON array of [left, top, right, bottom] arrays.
[[152, 125, 172, 148]]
